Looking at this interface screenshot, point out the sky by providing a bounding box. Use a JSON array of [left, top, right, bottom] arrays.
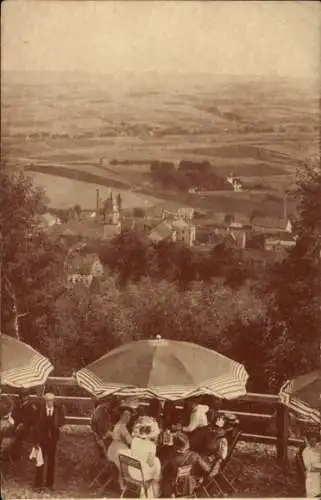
[[1, 0, 320, 79]]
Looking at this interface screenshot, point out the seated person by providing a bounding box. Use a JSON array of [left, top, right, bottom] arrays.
[[91, 398, 118, 456], [148, 399, 163, 422], [302, 429, 321, 498], [181, 398, 210, 452], [9, 389, 39, 458], [163, 401, 185, 430], [119, 398, 142, 433], [107, 407, 133, 469], [205, 428, 228, 460], [12, 388, 37, 427], [162, 432, 213, 497], [182, 398, 209, 433], [124, 417, 161, 497], [200, 396, 221, 426], [0, 395, 16, 460], [0, 395, 15, 435]]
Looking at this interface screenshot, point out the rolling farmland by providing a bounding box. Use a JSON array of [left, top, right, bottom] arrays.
[[2, 71, 319, 215]]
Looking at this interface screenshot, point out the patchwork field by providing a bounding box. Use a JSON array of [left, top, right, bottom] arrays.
[[2, 71, 319, 216]]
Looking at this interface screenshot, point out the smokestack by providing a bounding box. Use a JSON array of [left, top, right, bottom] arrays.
[[96, 188, 100, 214]]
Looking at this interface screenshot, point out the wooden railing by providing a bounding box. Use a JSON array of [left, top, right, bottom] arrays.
[[4, 376, 304, 462]]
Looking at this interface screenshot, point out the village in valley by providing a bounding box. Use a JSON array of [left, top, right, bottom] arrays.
[[38, 164, 297, 288]]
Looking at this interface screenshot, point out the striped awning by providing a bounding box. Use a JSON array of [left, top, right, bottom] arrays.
[[74, 337, 249, 401], [279, 373, 321, 424], [1, 334, 54, 388]]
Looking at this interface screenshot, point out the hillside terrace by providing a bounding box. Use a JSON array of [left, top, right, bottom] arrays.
[[2, 427, 302, 499]]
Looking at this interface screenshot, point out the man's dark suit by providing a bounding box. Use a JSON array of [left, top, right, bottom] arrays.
[[33, 401, 65, 488]]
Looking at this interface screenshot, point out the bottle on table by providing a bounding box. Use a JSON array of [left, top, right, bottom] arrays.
[[163, 428, 173, 446]]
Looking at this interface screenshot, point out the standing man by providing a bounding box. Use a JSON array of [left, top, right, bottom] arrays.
[[33, 392, 65, 490], [11, 388, 38, 459]]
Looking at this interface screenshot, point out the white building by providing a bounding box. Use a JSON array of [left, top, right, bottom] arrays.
[[171, 219, 196, 246], [227, 175, 243, 192]]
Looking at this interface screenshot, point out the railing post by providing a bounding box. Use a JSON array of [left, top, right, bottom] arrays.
[[276, 402, 289, 462]]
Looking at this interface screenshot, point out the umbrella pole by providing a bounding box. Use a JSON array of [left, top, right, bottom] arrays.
[[276, 402, 289, 463], [0, 231, 2, 332], [319, 395, 321, 439]]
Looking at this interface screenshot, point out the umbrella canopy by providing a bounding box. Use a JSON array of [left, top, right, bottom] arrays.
[[1, 334, 54, 388], [279, 370, 321, 424], [75, 336, 248, 401]]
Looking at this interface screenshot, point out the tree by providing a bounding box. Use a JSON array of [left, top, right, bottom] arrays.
[[119, 277, 266, 357], [264, 160, 321, 387], [0, 166, 43, 338], [150, 161, 176, 188], [73, 204, 82, 218], [0, 166, 66, 353], [107, 231, 150, 285]]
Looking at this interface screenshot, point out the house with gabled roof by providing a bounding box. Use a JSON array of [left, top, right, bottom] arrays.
[[148, 221, 175, 244], [66, 252, 104, 287], [37, 212, 61, 230], [264, 231, 296, 251]]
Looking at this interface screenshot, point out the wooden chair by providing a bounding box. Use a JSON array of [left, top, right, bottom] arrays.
[[197, 459, 224, 497], [218, 430, 241, 487], [295, 448, 306, 496], [89, 436, 118, 495], [200, 431, 241, 496], [118, 453, 153, 498], [172, 464, 195, 498]]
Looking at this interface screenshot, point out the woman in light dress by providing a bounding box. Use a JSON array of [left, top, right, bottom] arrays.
[[107, 407, 133, 468], [182, 400, 209, 433], [125, 416, 161, 498], [302, 430, 321, 498]]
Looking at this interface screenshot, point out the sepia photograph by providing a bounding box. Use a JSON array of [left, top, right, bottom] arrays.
[[1, 0, 320, 498]]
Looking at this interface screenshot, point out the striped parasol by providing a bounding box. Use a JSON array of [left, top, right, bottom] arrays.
[[1, 334, 54, 388], [74, 336, 249, 401], [279, 370, 321, 424]]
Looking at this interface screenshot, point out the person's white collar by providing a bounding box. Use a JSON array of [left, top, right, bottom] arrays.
[[46, 406, 54, 415]]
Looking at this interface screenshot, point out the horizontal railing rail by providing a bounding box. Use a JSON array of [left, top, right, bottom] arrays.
[[1, 376, 296, 462]]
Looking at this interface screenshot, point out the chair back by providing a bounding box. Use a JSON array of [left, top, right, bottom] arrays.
[[177, 464, 193, 479], [208, 458, 221, 477], [295, 448, 306, 482], [220, 430, 240, 471], [207, 408, 218, 426], [216, 437, 228, 461], [119, 453, 146, 494], [175, 464, 193, 497]]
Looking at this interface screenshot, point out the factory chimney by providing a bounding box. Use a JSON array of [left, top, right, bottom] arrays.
[[96, 188, 100, 214]]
